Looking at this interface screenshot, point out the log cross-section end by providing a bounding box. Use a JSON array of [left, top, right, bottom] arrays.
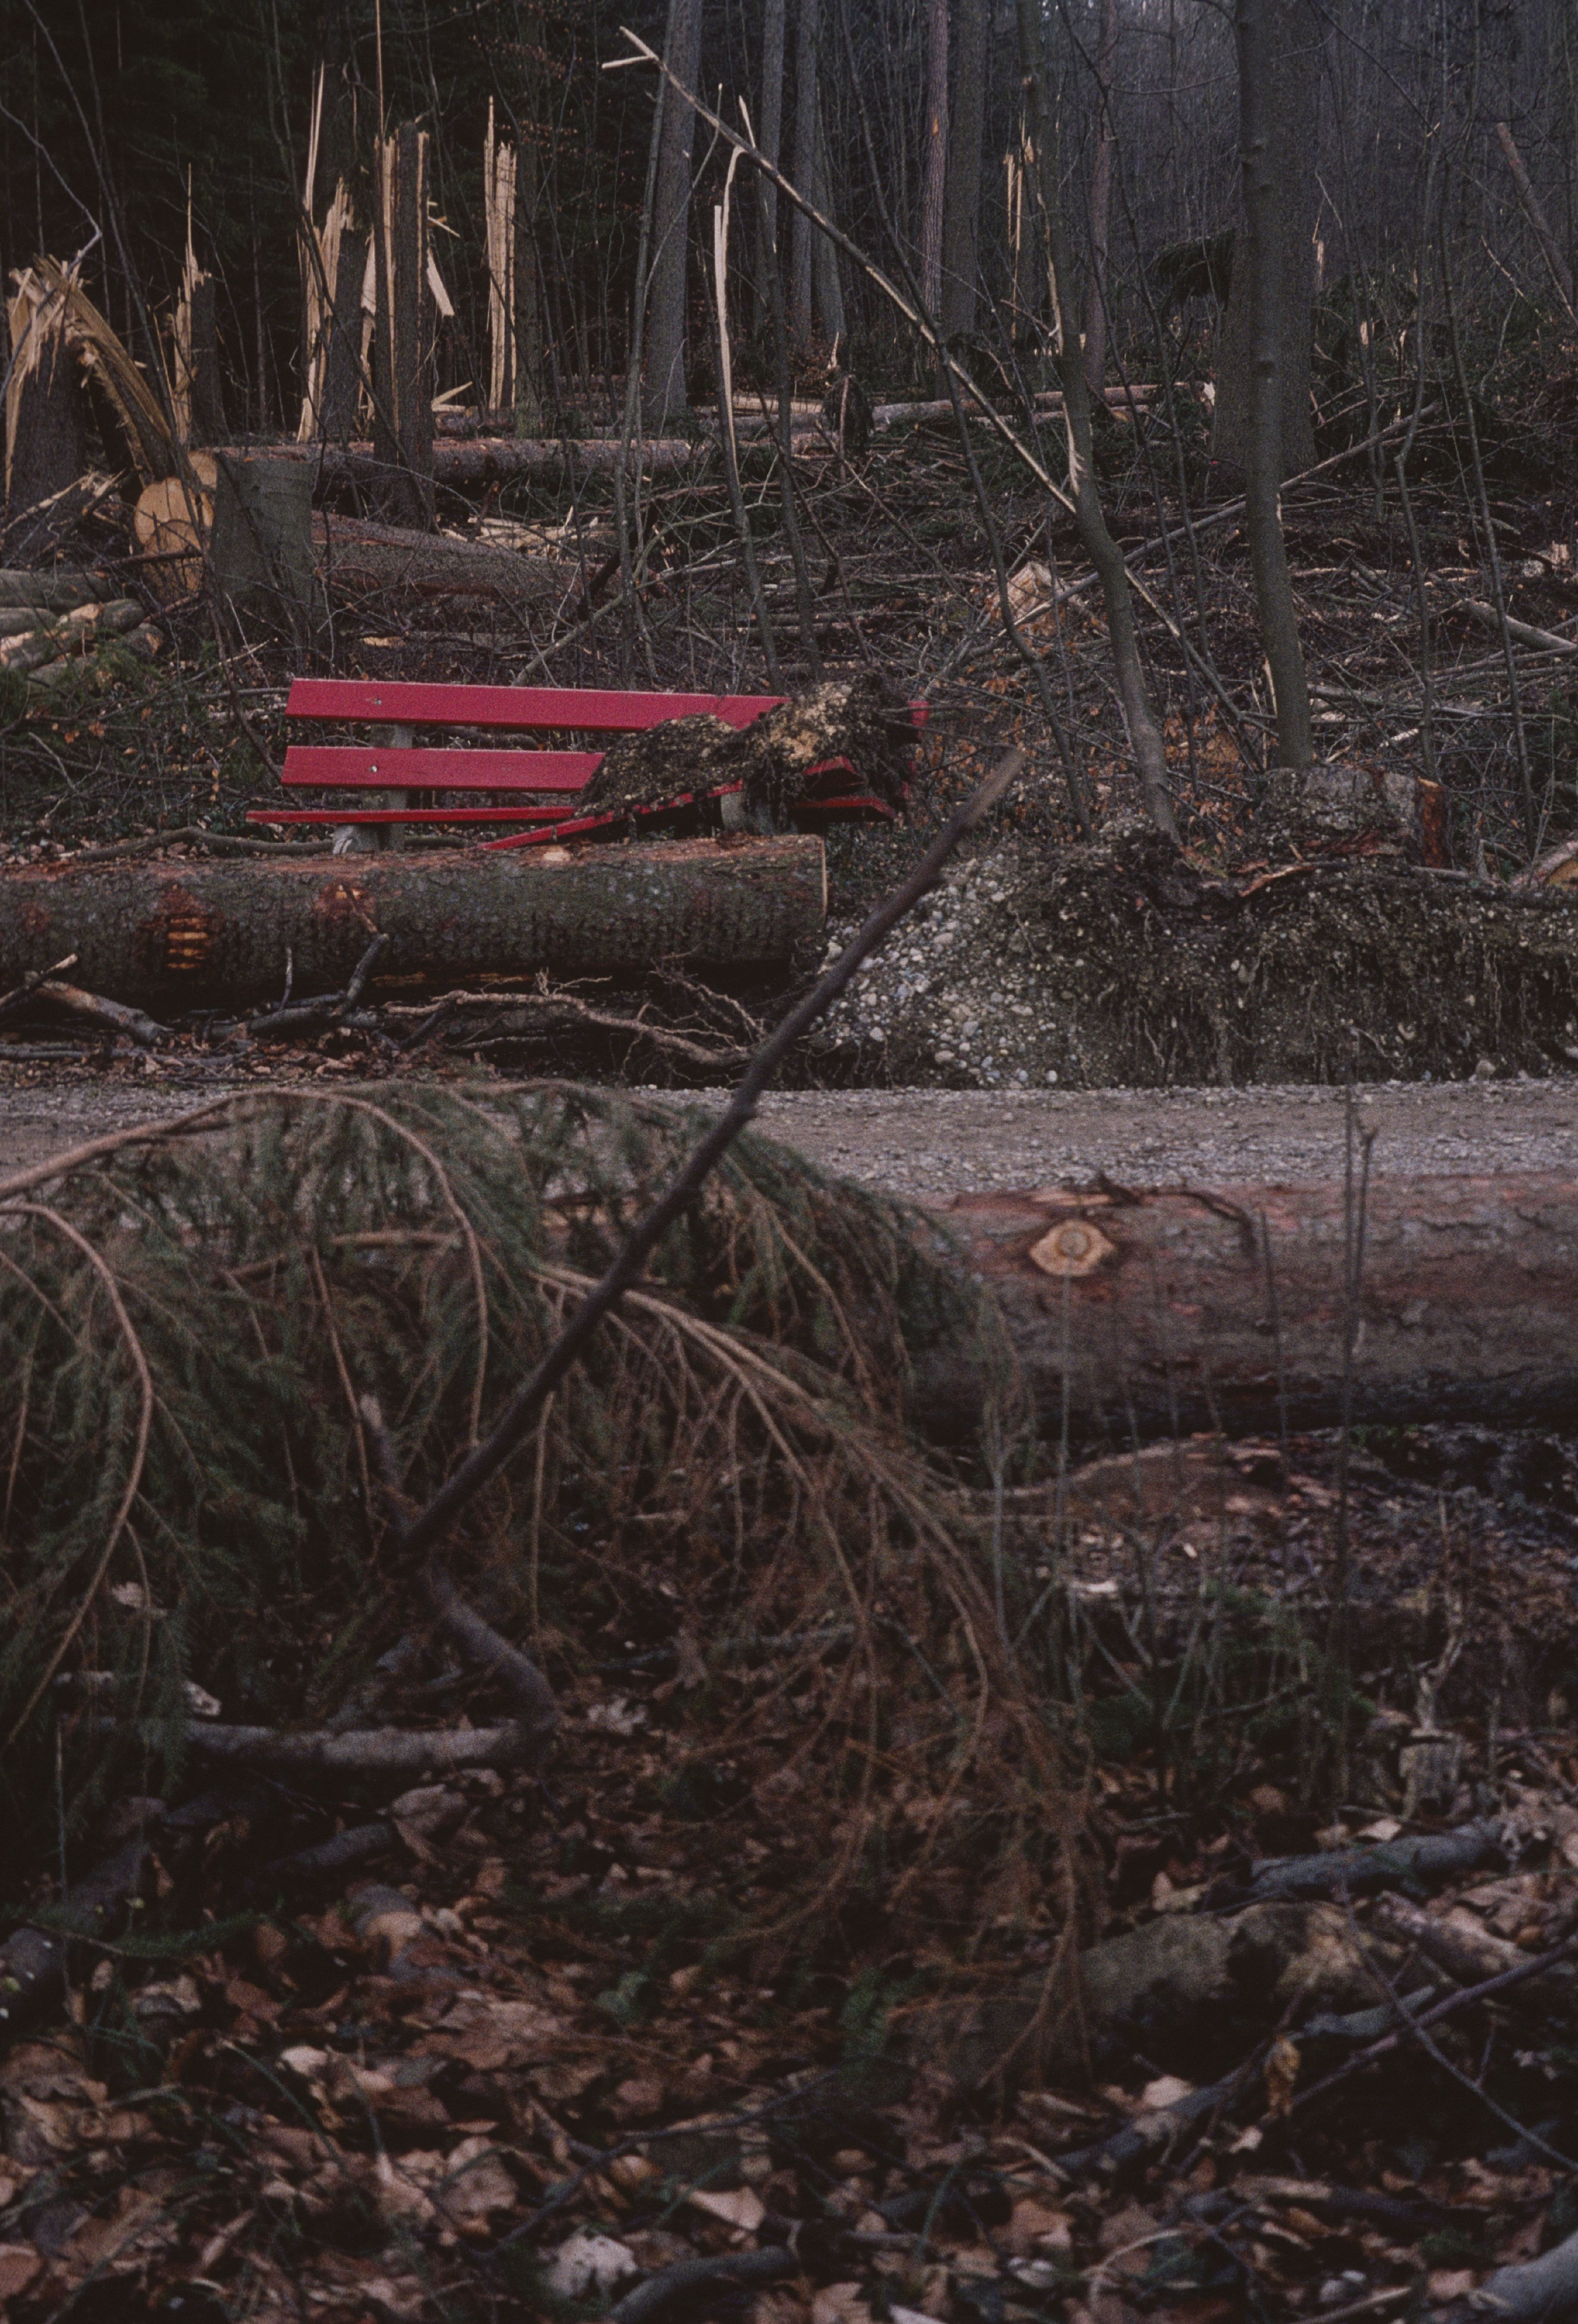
[[1028, 1217, 1116, 1277]]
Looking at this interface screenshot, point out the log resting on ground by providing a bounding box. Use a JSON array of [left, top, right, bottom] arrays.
[[315, 436, 706, 490], [0, 837, 826, 1009], [915, 1173, 1578, 1444]]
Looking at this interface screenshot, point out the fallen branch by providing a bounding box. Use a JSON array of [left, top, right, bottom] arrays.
[[1373, 1893, 1578, 2020], [607, 2247, 799, 2323], [1281, 1929, 1578, 2123], [1453, 2225, 1578, 2323], [248, 932, 391, 1036], [27, 977, 168, 1049], [1457, 598, 1578, 656], [101, 1717, 539, 1783], [389, 984, 747, 1070], [1222, 1820, 1508, 1907]]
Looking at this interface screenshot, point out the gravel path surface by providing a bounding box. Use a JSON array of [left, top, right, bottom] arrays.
[[0, 1074, 1572, 1196]]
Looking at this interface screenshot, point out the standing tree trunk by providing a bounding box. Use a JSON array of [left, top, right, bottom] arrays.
[[1212, 0, 1318, 483], [516, 116, 547, 431], [918, 0, 950, 322], [940, 0, 986, 343], [1228, 0, 1314, 773], [4, 268, 84, 519], [1015, 0, 1178, 842], [1081, 0, 1118, 394], [788, 0, 820, 356], [812, 113, 847, 346], [756, 0, 787, 343], [371, 125, 434, 529], [644, 0, 704, 428]]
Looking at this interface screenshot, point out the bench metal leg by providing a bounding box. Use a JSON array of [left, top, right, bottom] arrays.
[[332, 722, 413, 852]]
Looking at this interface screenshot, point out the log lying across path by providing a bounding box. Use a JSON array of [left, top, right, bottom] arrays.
[[917, 1173, 1578, 1444], [0, 837, 826, 1009]]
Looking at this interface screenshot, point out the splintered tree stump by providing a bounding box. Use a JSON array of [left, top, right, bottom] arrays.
[[0, 838, 826, 1009], [915, 1175, 1578, 1444]]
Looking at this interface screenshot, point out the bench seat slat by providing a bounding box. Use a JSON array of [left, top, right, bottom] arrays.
[[286, 679, 784, 732], [283, 744, 596, 791], [249, 806, 576, 826]]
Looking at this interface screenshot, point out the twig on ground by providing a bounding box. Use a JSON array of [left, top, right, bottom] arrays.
[[27, 978, 168, 1049], [247, 933, 391, 1037], [607, 2249, 799, 2322]]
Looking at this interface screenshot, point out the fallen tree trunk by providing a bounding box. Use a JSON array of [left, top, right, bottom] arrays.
[[916, 1172, 1578, 1444], [316, 435, 707, 489], [0, 837, 826, 1009], [314, 511, 575, 604]]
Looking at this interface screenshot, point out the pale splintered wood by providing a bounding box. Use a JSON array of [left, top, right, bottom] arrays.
[[484, 101, 517, 413]]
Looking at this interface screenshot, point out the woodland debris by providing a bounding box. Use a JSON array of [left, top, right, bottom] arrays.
[[579, 673, 914, 823]]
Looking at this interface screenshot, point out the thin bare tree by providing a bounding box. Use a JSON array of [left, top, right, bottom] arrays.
[[1230, 0, 1313, 773], [645, 0, 704, 427]]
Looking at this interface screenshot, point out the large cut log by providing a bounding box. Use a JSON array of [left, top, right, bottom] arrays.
[[0, 837, 825, 1009], [914, 1174, 1578, 1444]]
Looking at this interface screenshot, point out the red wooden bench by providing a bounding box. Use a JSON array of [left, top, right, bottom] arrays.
[[249, 680, 928, 849]]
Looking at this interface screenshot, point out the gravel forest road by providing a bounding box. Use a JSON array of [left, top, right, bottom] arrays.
[[0, 1076, 1572, 1198]]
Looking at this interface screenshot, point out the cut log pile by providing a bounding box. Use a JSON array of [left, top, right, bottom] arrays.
[[0, 566, 161, 689]]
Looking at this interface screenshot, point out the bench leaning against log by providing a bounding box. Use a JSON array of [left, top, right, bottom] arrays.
[[248, 679, 928, 851]]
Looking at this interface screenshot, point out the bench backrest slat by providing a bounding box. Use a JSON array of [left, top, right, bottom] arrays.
[[286, 679, 783, 732]]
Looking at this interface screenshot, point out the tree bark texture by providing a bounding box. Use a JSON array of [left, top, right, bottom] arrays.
[[1081, 0, 1119, 394], [0, 838, 827, 1009], [939, 0, 987, 343], [1213, 0, 1319, 482], [645, 0, 704, 426], [913, 1174, 1578, 1446], [371, 125, 434, 528], [1224, 0, 1314, 773], [788, 0, 820, 354], [1014, 0, 1178, 842], [918, 0, 950, 322]]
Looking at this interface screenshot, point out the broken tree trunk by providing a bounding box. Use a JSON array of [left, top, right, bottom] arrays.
[[915, 1173, 1578, 1445], [0, 836, 826, 1009], [172, 248, 226, 444], [484, 101, 517, 415], [210, 448, 322, 649], [371, 123, 434, 528], [5, 267, 86, 518]]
